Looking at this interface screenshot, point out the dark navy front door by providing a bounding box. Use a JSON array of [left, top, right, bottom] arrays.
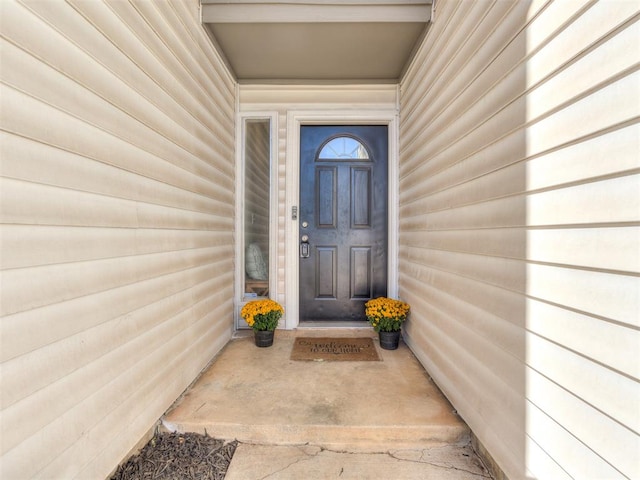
[[299, 125, 388, 321]]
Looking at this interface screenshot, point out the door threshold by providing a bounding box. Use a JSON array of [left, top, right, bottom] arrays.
[[298, 321, 370, 329]]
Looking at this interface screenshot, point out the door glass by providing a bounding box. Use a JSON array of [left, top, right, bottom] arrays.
[[318, 136, 370, 160], [244, 119, 270, 298]]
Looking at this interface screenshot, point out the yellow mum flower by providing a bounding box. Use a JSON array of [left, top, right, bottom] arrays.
[[365, 297, 410, 332], [241, 299, 284, 331]]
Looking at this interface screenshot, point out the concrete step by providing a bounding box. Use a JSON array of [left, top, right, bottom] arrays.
[[162, 330, 469, 451]]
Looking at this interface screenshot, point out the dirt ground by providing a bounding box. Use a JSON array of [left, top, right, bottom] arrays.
[[110, 432, 237, 480]]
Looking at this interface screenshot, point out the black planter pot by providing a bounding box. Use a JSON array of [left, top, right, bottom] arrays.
[[254, 330, 275, 347], [379, 330, 401, 350]]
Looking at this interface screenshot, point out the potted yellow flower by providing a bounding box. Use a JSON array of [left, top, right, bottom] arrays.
[[240, 299, 284, 347], [365, 297, 410, 350]]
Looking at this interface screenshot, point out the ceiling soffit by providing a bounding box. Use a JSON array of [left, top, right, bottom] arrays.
[[201, 1, 433, 84]]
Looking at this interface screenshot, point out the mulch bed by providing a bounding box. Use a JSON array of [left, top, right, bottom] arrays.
[[110, 432, 237, 480]]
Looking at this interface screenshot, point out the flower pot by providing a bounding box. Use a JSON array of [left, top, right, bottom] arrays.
[[254, 330, 274, 348], [379, 330, 401, 350]]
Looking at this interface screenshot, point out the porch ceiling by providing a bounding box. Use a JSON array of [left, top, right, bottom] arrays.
[[201, 0, 433, 84]]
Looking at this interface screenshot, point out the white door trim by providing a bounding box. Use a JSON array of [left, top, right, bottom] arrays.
[[285, 110, 399, 329]]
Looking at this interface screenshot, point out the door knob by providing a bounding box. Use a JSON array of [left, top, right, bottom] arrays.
[[300, 235, 310, 258]]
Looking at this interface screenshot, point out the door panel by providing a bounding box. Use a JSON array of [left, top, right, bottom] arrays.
[[317, 167, 337, 227], [351, 247, 372, 298], [316, 246, 337, 299], [351, 167, 371, 227], [299, 125, 388, 321]]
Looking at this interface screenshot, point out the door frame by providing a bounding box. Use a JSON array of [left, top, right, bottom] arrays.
[[285, 110, 399, 329]]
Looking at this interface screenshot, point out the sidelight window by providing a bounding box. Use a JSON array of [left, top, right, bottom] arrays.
[[241, 117, 275, 300]]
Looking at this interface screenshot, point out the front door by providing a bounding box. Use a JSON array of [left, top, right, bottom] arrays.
[[299, 125, 388, 321]]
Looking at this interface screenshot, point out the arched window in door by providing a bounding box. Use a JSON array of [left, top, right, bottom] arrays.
[[317, 136, 370, 160]]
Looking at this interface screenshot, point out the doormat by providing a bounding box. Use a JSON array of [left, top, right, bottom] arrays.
[[290, 337, 380, 361]]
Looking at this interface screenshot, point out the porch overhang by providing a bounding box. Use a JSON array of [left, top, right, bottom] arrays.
[[201, 0, 433, 83]]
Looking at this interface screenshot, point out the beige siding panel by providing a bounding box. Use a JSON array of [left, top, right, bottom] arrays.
[[401, 0, 551, 151], [128, 0, 235, 112], [402, 0, 513, 124], [1, 177, 136, 229], [527, 263, 639, 326], [28, 0, 234, 132], [402, 247, 527, 293], [73, 321, 231, 480], [401, 130, 529, 202], [239, 84, 398, 110], [1, 42, 230, 180], [527, 333, 638, 434], [525, 123, 639, 190], [1, 133, 231, 215], [401, 228, 527, 259], [3, 304, 231, 479], [402, 225, 639, 272], [527, 226, 640, 272], [1, 274, 230, 454], [1, 260, 229, 409], [3, 2, 234, 180], [400, 247, 527, 324], [526, 175, 639, 226], [1, 86, 232, 202], [0, 0, 236, 478], [536, 375, 638, 478], [527, 299, 639, 379], [525, 399, 623, 479], [1, 177, 232, 232], [400, 0, 640, 478], [525, 1, 640, 88], [400, 123, 639, 214], [1, 264, 223, 363], [526, 73, 639, 156], [402, 13, 639, 186], [402, 301, 528, 477], [400, 195, 527, 230], [1, 224, 226, 270], [526, 26, 640, 122]]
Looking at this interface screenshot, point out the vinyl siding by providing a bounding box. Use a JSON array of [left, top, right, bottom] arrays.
[[399, 1, 639, 479], [0, 0, 236, 478]]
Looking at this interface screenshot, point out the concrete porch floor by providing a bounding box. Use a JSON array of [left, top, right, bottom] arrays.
[[162, 329, 491, 479]]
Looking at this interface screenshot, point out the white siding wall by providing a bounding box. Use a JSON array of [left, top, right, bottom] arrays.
[[0, 1, 236, 478], [399, 1, 639, 479]]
